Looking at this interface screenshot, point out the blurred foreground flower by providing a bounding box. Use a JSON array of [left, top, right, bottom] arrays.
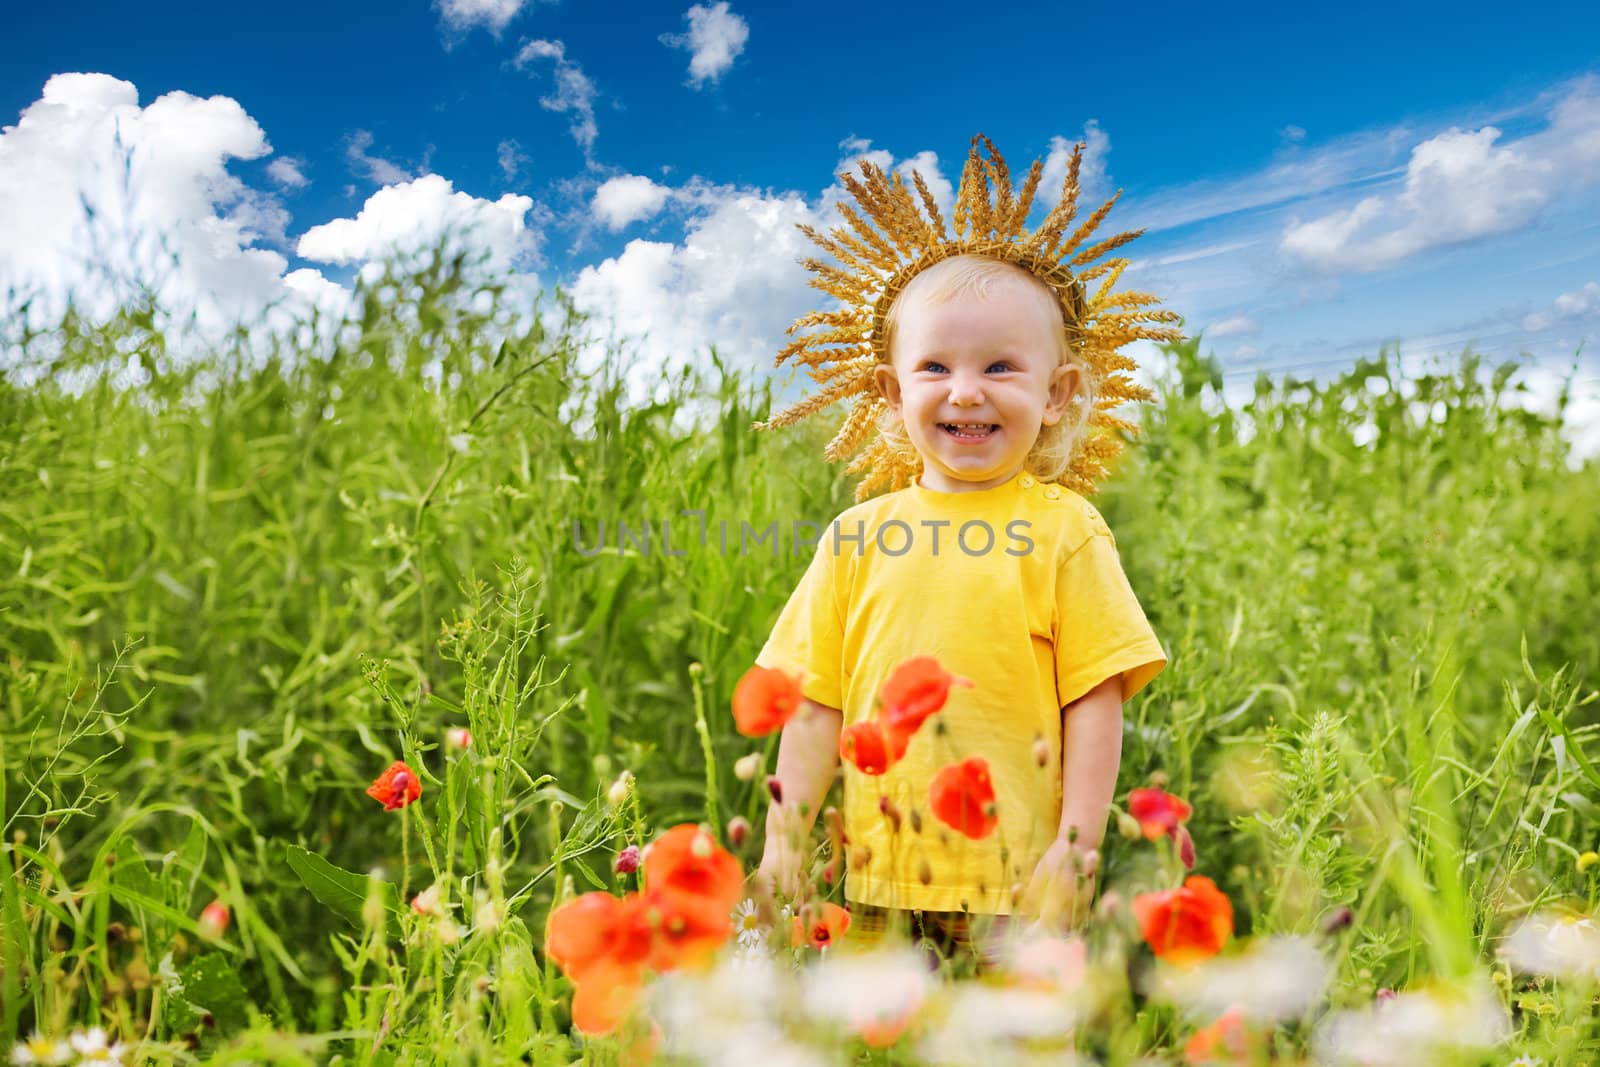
[[9, 1033, 70, 1065], [366, 760, 422, 811], [791, 902, 851, 950], [68, 1029, 127, 1065], [1498, 910, 1600, 981], [1313, 977, 1510, 1066], [803, 947, 932, 1048], [1150, 935, 1330, 1021], [614, 845, 641, 875], [916, 982, 1083, 1065], [1183, 1005, 1251, 1065], [878, 655, 972, 746], [1132, 876, 1234, 965], [732, 665, 805, 737], [929, 756, 998, 839]]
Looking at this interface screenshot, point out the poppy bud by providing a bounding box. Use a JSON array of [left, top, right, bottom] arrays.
[[614, 845, 641, 874], [1176, 825, 1196, 870], [446, 727, 472, 751], [734, 753, 761, 781], [198, 901, 230, 940], [1148, 770, 1169, 789], [1117, 812, 1142, 840], [726, 816, 751, 847], [690, 832, 714, 860], [766, 776, 784, 804], [1320, 905, 1354, 935], [607, 771, 635, 807]]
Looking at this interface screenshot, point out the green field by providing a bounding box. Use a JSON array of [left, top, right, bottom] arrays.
[[3, 263, 1598, 1065]]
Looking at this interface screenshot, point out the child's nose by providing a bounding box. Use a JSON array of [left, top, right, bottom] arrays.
[[947, 373, 985, 405]]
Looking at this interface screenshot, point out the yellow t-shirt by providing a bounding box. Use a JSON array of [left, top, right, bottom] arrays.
[[755, 468, 1166, 914]]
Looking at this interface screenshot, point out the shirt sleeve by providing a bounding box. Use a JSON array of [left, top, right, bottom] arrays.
[[1053, 528, 1167, 707], [754, 537, 845, 710]]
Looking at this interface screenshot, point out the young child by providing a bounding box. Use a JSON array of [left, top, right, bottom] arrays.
[[749, 136, 1179, 956]]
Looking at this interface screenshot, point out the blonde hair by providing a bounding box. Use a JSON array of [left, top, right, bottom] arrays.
[[878, 254, 1099, 485]]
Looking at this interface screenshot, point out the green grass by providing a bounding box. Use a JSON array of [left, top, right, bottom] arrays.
[[2, 257, 1597, 1064]]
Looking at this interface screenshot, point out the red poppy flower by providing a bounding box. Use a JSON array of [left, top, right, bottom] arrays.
[[928, 756, 998, 839], [1131, 875, 1234, 965], [790, 901, 851, 949], [1128, 788, 1192, 841], [642, 824, 743, 922], [197, 900, 230, 939], [731, 665, 806, 737], [546, 891, 655, 1033], [879, 656, 972, 748], [366, 760, 422, 811], [839, 720, 900, 775]]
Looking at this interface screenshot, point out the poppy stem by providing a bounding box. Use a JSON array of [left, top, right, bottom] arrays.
[[689, 664, 723, 838]]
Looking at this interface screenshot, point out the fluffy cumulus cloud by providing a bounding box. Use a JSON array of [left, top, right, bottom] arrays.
[[592, 174, 672, 231], [660, 2, 750, 88], [297, 174, 539, 281], [1280, 83, 1600, 274], [0, 72, 303, 330], [1207, 315, 1259, 338], [514, 40, 598, 156], [0, 71, 553, 369]]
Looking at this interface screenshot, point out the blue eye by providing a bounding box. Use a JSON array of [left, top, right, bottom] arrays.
[[987, 362, 1011, 373], [923, 361, 947, 373]]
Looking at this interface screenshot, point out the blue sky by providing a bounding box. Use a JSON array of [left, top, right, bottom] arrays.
[[4, 1, 1600, 446]]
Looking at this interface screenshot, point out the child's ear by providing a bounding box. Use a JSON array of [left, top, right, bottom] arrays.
[[1041, 363, 1082, 427], [874, 363, 902, 412]]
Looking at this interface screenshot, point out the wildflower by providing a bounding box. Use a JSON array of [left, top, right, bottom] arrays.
[[791, 901, 851, 949], [879, 655, 972, 747], [1313, 977, 1510, 1066], [733, 752, 762, 781], [614, 845, 642, 875], [1183, 1005, 1250, 1065], [67, 1029, 126, 1065], [1578, 851, 1599, 872], [1499, 910, 1600, 981], [546, 891, 656, 1035], [1129, 787, 1193, 840], [1321, 905, 1355, 935], [726, 816, 751, 848], [732, 898, 765, 947], [607, 770, 635, 807], [446, 727, 472, 751], [998, 929, 1088, 992], [473, 890, 501, 935], [1151, 936, 1330, 1021], [1132, 875, 1234, 965], [366, 760, 422, 811], [9, 1033, 69, 1065], [643, 824, 744, 940], [915, 983, 1078, 1064], [1176, 825, 1197, 869], [804, 947, 931, 1048], [732, 665, 806, 737], [840, 719, 898, 775], [929, 757, 998, 840], [411, 884, 446, 918], [197, 899, 230, 940], [1116, 812, 1143, 839]]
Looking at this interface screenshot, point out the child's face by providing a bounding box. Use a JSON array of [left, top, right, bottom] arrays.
[[875, 275, 1081, 493]]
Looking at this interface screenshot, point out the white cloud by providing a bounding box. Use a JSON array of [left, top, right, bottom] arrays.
[[436, 0, 530, 35], [1281, 83, 1600, 274], [592, 174, 672, 230], [660, 2, 749, 88], [267, 156, 308, 190], [296, 174, 539, 279], [1522, 280, 1600, 330], [0, 72, 298, 331], [832, 137, 954, 222], [514, 39, 597, 156], [1040, 121, 1111, 211], [1282, 124, 1307, 143], [346, 130, 413, 185], [1207, 315, 1259, 338]]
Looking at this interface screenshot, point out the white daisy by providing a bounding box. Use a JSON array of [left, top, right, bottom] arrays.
[[1313, 977, 1510, 1066], [1499, 911, 1600, 981], [66, 1029, 126, 1065], [10, 1033, 70, 1065], [733, 897, 765, 947], [1149, 935, 1331, 1022]]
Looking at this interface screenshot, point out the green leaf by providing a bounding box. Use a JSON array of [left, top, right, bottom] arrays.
[[284, 845, 401, 927]]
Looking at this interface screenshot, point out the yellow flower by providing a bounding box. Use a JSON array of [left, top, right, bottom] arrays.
[[1577, 851, 1598, 872]]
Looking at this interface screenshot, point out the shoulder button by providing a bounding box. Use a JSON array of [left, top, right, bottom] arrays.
[[1043, 485, 1062, 500], [1018, 474, 1036, 489]]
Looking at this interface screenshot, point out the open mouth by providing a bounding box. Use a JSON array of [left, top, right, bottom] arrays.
[[940, 423, 997, 441]]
